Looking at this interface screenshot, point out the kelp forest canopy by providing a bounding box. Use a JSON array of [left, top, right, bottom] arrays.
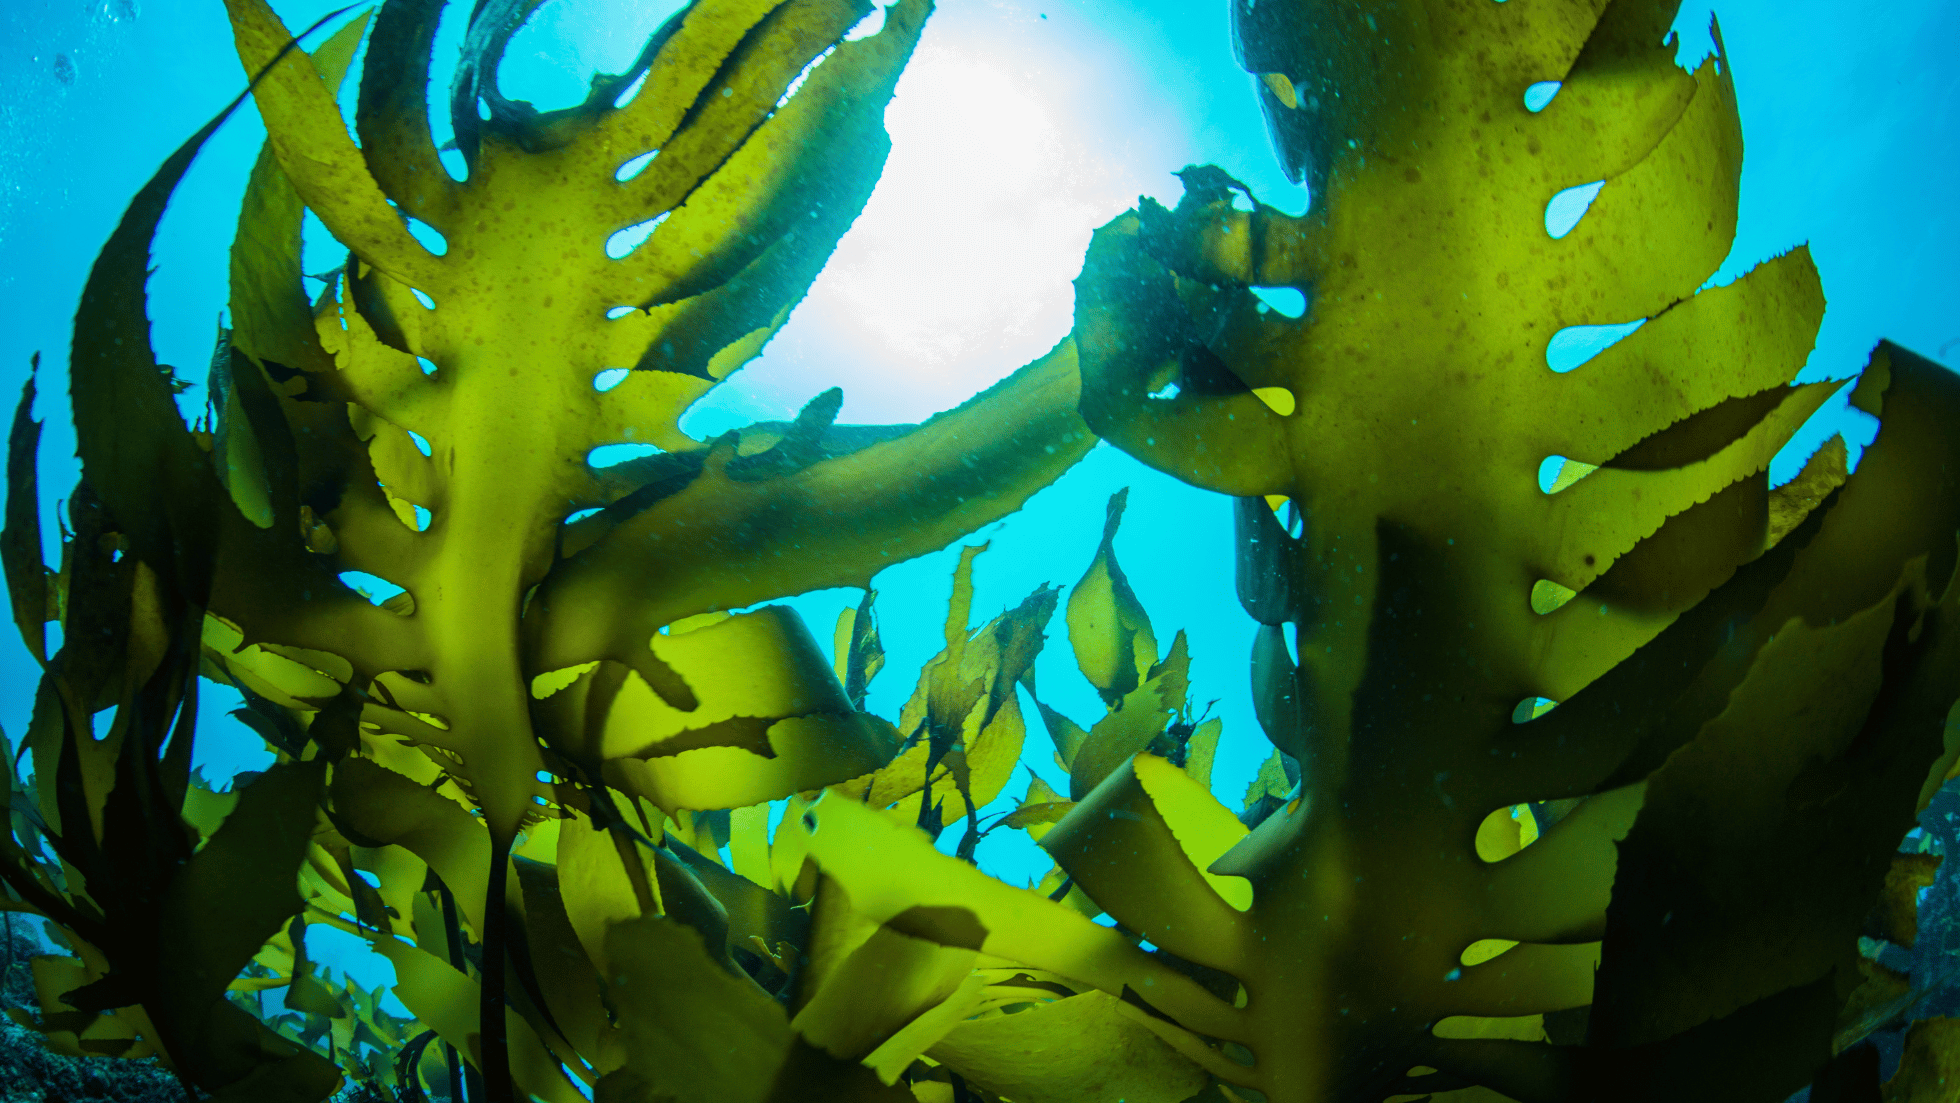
[[2, 0, 1957, 1100]]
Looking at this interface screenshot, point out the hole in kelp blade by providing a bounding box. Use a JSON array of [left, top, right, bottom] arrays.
[[1546, 319, 1643, 373], [1537, 455, 1598, 493], [1524, 81, 1560, 112], [1545, 180, 1603, 239]]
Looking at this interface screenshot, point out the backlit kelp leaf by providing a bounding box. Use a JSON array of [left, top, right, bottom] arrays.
[[1047, 498, 1210, 801], [832, 589, 885, 708], [1065, 489, 1158, 705], [529, 343, 1089, 690], [1001, 774, 1074, 838], [510, 843, 617, 1069], [364, 934, 587, 1103], [353, 0, 461, 225], [595, 915, 789, 1103], [554, 806, 659, 979], [1578, 567, 1954, 1072], [799, 796, 1237, 1052], [223, 0, 441, 290], [155, 761, 339, 1091], [529, 607, 904, 812], [927, 989, 1211, 1103], [1066, 636, 1188, 800], [3, 370, 46, 664], [1034, 694, 1091, 774], [789, 919, 980, 1070], [835, 544, 1056, 833], [65, 42, 273, 601], [873, 696, 1028, 829], [329, 757, 492, 937], [1064, 0, 1960, 1097], [1767, 436, 1850, 547], [227, 11, 366, 381]]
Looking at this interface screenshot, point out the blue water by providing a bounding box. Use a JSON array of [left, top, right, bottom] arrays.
[[3, 0, 1956, 1017]]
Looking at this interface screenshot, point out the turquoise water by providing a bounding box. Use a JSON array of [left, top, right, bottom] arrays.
[[2, 0, 1956, 1026]]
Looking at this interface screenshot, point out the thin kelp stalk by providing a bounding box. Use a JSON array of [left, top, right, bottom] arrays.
[[479, 833, 515, 1103], [434, 873, 480, 1102]]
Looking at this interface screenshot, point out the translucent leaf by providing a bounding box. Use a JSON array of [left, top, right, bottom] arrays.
[[1065, 490, 1158, 705]]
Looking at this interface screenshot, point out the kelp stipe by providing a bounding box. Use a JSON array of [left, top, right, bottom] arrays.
[[1072, 0, 1960, 1099]]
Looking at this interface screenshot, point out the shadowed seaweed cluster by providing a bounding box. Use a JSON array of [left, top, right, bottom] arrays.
[[3, 0, 1959, 1100]]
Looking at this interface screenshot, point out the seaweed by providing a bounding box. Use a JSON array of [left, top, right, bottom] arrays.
[[1068, 0, 1960, 1099], [3, 0, 1096, 1097], [4, 0, 1958, 1099]]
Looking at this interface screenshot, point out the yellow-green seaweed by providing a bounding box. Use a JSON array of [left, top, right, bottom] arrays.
[[3, 0, 1958, 1100]]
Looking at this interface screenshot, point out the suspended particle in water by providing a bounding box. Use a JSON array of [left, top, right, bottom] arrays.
[[53, 54, 75, 85]]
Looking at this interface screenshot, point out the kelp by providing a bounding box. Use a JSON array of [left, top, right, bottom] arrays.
[[1, 0, 1100, 1097], [6, 0, 1958, 1099], [1069, 0, 1960, 1099]]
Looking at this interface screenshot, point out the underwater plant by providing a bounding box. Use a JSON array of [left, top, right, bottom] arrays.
[[1066, 0, 1960, 1098], [1, 0, 1101, 1098], [4, 0, 1959, 1100]]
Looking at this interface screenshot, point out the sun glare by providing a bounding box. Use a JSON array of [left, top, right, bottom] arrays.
[[684, 17, 1181, 434]]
